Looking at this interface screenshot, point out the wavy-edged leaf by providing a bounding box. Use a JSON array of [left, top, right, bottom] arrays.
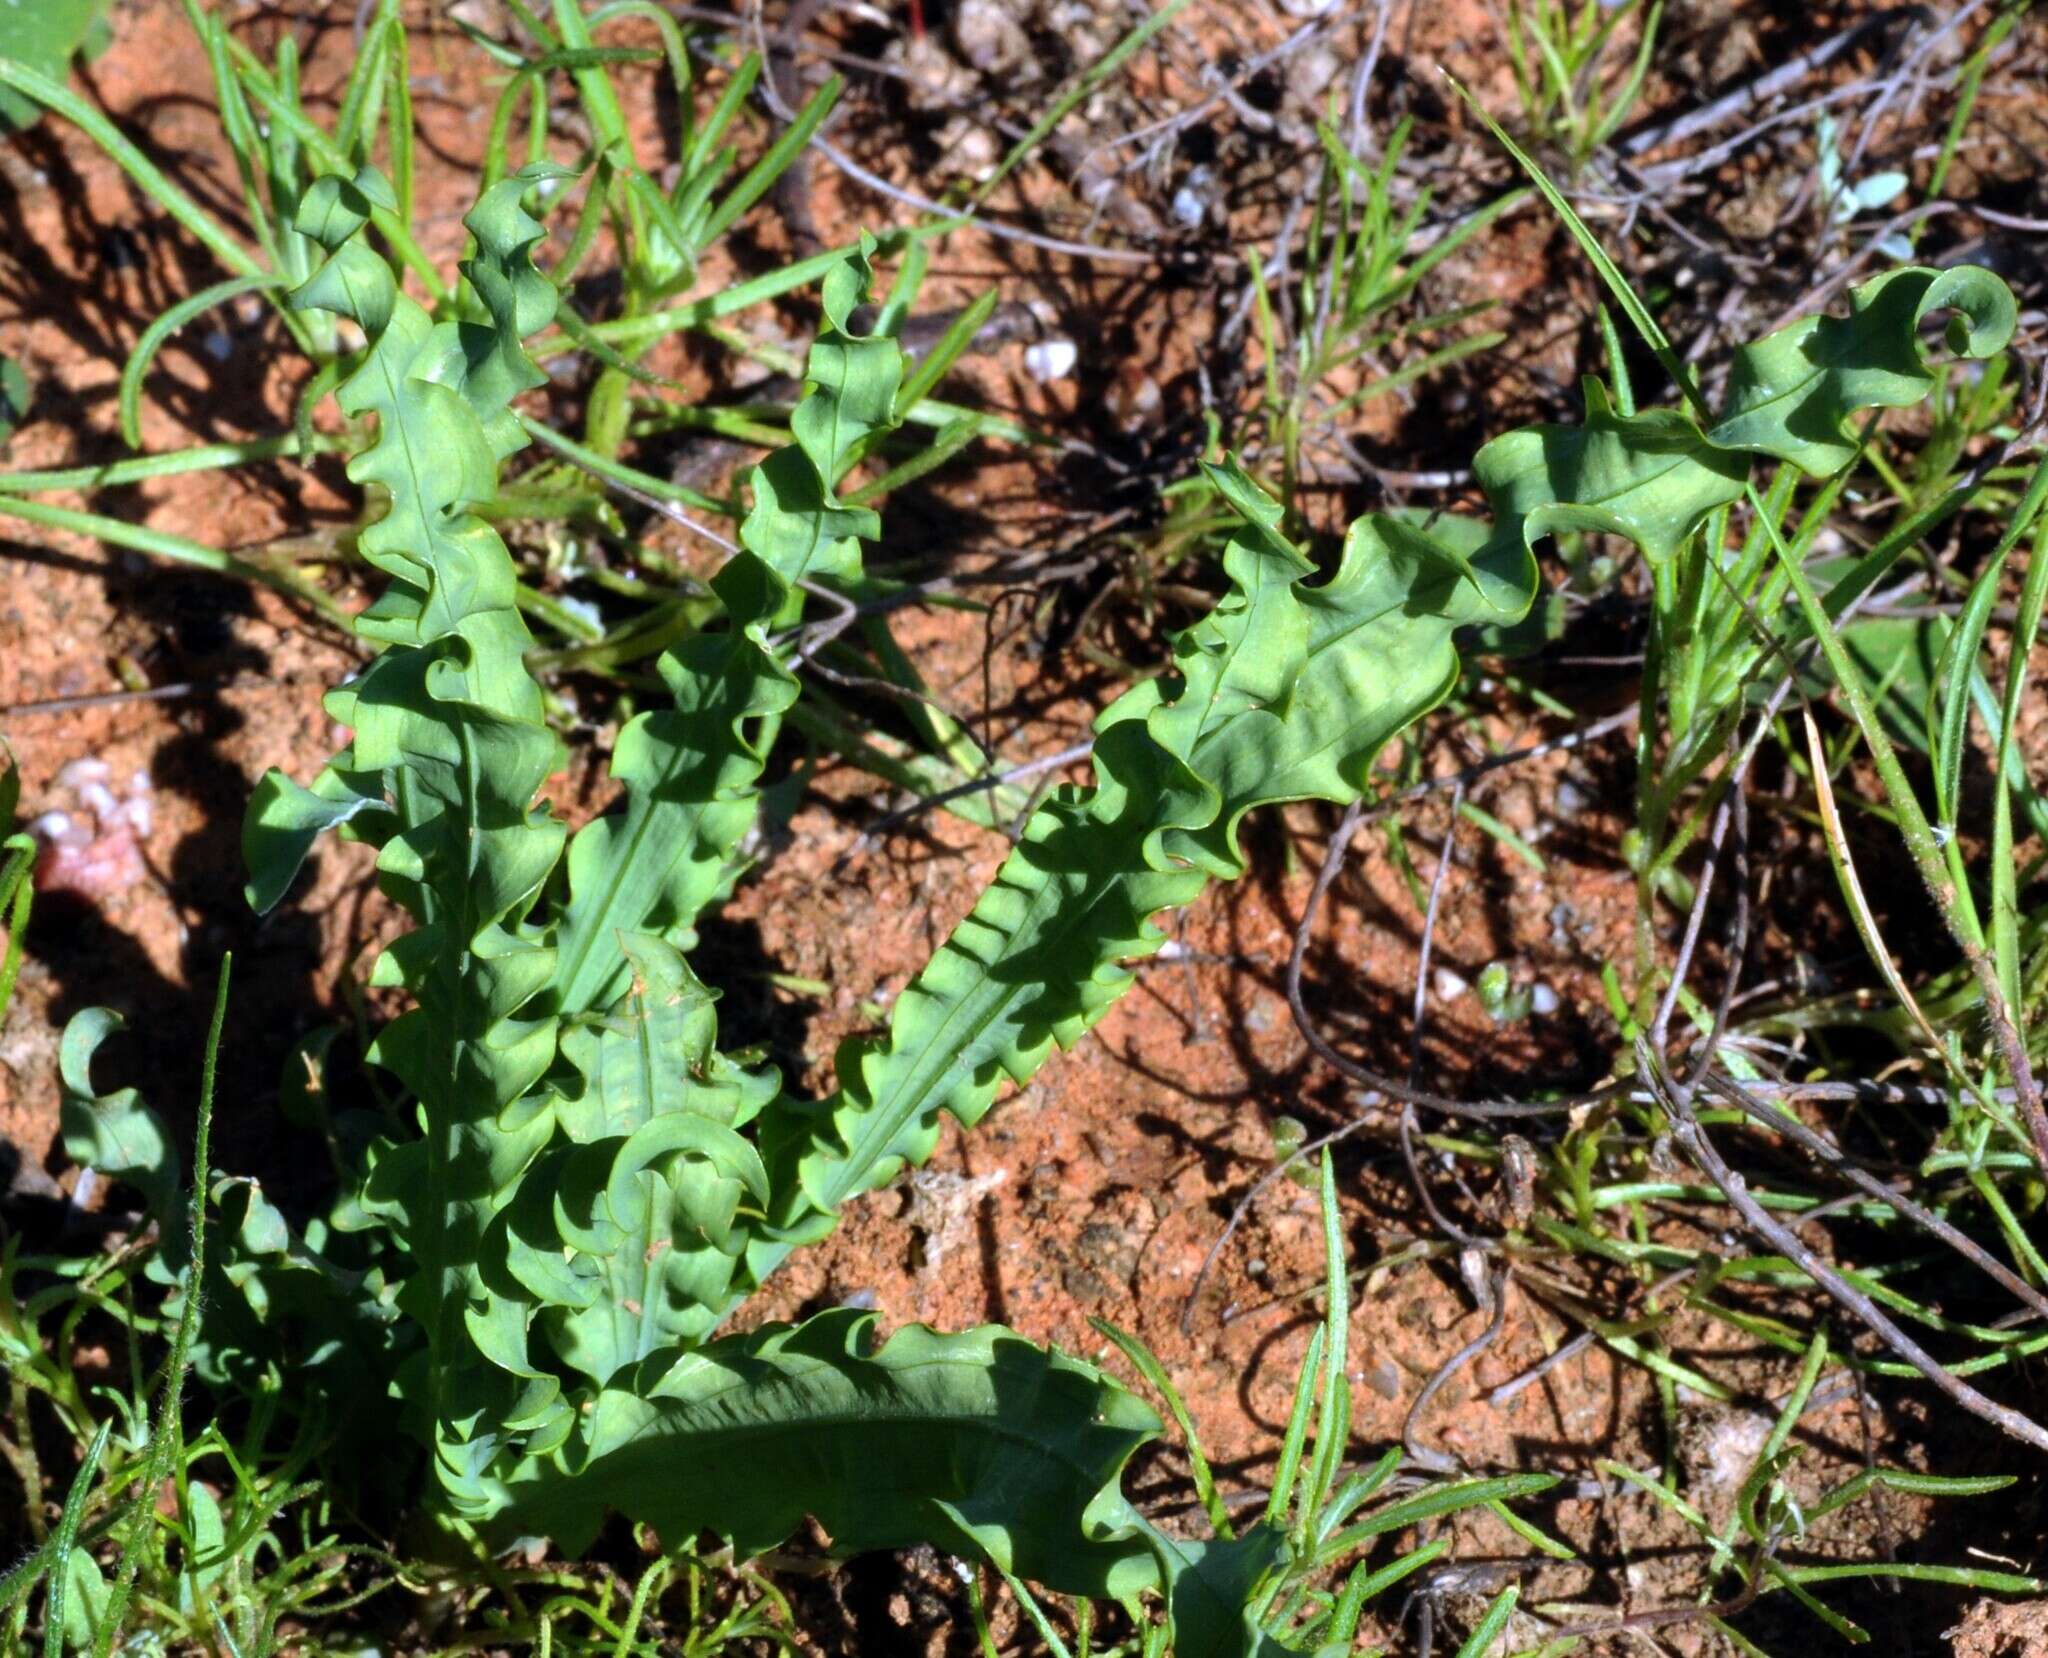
[[184, 1170, 404, 1408], [750, 459, 1533, 1267], [513, 1312, 1160, 1583], [244, 764, 392, 914], [1152, 1527, 1298, 1658], [733, 271, 2019, 1293], [470, 248, 904, 1404], [504, 1308, 1305, 1656], [1710, 266, 2016, 475], [1472, 382, 1746, 567], [1452, 269, 2016, 586], [59, 1008, 179, 1223], [244, 162, 573, 1509], [546, 245, 900, 1017], [491, 937, 778, 1381]]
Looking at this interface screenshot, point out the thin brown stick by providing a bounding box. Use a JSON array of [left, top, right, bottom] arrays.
[[1402, 1265, 1510, 1474], [1648, 1046, 2048, 1455], [1488, 1267, 1697, 1406], [1649, 791, 1731, 1053], [841, 741, 1093, 854], [1615, 11, 1915, 157], [1401, 786, 1476, 1245], [1, 682, 200, 718], [1703, 1072, 2048, 1324]]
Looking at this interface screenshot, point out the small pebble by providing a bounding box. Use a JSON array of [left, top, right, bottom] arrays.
[[30, 810, 82, 846], [1024, 338, 1078, 383], [1553, 778, 1593, 817], [1530, 983, 1560, 1016], [1433, 967, 1469, 1002], [57, 758, 111, 790]]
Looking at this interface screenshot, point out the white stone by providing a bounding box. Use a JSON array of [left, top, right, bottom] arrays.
[[1024, 338, 1078, 383]]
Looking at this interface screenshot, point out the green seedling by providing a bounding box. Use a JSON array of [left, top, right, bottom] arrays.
[[1475, 963, 1533, 1024], [1497, 0, 1662, 171], [1598, 1333, 2040, 1650]]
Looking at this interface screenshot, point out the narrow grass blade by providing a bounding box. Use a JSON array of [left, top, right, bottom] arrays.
[[93, 958, 231, 1658], [0, 836, 33, 1027], [1263, 1326, 1324, 1529], [0, 496, 354, 633], [1329, 1474, 1558, 1551], [40, 1419, 113, 1658], [1451, 1585, 1517, 1658], [895, 290, 998, 417], [1447, 74, 1703, 415], [701, 78, 842, 249], [1989, 460, 2048, 1019], [1092, 1320, 1233, 1540], [1802, 708, 1948, 1062], [0, 437, 308, 494], [119, 276, 282, 449], [1304, 1153, 1351, 1522]]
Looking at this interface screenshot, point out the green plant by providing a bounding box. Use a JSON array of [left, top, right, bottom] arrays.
[[28, 37, 2042, 1644], [1597, 1330, 2037, 1647], [1180, 97, 2048, 1647], [1235, 117, 1524, 538], [0, 750, 31, 1026], [1495, 0, 1662, 171], [46, 143, 1550, 1650], [1353, 105, 2048, 1565]]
